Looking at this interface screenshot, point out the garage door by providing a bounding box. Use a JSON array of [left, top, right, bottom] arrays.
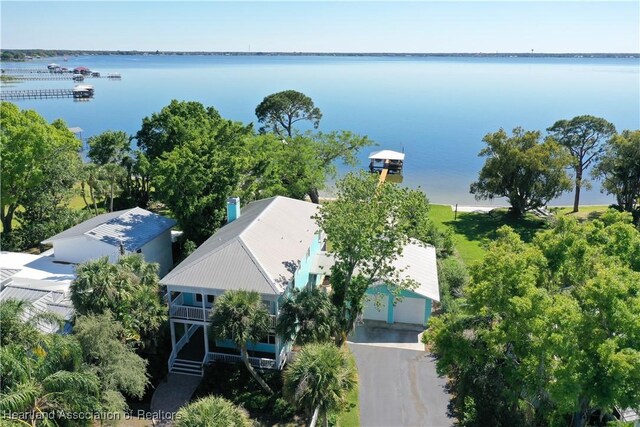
[[363, 294, 388, 322], [393, 296, 426, 325]]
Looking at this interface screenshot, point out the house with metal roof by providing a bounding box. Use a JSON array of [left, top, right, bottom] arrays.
[[43, 207, 176, 276], [0, 252, 75, 334], [162, 196, 323, 375], [162, 196, 440, 376]]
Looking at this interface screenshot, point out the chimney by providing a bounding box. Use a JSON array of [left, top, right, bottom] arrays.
[[227, 197, 241, 223]]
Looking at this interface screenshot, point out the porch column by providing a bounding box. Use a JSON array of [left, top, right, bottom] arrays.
[[201, 292, 206, 322], [170, 320, 176, 349], [203, 325, 209, 355], [184, 323, 189, 342]]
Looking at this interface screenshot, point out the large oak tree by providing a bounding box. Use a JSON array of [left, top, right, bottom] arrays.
[[470, 127, 572, 216]]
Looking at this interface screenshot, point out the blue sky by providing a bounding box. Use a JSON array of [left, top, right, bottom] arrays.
[[2, 1, 638, 53]]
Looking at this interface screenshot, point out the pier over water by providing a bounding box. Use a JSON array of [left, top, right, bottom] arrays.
[[0, 87, 94, 100]]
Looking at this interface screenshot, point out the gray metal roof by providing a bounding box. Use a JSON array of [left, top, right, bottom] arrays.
[[391, 242, 440, 302], [0, 285, 74, 333], [1, 268, 21, 283], [43, 207, 176, 251], [312, 241, 440, 302], [161, 196, 319, 295]]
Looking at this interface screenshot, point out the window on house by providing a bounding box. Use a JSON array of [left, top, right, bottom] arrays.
[[207, 295, 214, 304], [259, 334, 276, 344], [195, 294, 202, 303], [263, 300, 273, 314]]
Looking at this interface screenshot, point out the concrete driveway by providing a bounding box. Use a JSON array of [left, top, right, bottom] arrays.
[[347, 321, 452, 427], [348, 344, 452, 427], [349, 320, 425, 350]]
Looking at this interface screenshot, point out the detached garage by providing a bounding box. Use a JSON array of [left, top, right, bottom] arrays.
[[362, 242, 440, 326]]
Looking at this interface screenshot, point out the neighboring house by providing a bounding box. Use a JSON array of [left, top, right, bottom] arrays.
[[42, 207, 176, 277], [162, 196, 440, 376], [0, 251, 75, 334]]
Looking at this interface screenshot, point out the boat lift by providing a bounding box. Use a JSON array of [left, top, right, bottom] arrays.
[[368, 149, 405, 184]]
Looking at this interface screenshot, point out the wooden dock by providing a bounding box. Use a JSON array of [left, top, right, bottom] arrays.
[[0, 88, 94, 100], [1, 68, 52, 74], [4, 75, 77, 81]]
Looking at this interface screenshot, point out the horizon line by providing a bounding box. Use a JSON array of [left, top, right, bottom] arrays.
[[3, 49, 639, 56]]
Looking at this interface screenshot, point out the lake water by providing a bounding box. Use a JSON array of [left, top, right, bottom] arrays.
[[3, 55, 639, 205]]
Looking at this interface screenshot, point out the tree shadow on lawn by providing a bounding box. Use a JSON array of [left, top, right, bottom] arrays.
[[444, 209, 549, 248]]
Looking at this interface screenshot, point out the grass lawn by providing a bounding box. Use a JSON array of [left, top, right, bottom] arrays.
[[430, 204, 549, 265], [336, 381, 360, 426], [551, 205, 609, 220]]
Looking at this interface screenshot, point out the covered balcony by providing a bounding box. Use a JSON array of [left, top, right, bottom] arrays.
[[169, 291, 277, 327]]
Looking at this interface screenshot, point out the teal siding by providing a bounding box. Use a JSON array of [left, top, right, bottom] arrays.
[[293, 232, 323, 290], [366, 285, 433, 325], [424, 299, 433, 324], [215, 338, 276, 354], [183, 292, 195, 306]]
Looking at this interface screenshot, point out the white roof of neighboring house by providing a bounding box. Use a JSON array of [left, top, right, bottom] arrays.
[[0, 252, 76, 333], [310, 240, 440, 302], [0, 252, 75, 291], [368, 150, 405, 161], [42, 207, 176, 252], [161, 196, 320, 295]]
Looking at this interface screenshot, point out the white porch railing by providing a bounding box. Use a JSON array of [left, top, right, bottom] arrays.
[[205, 352, 277, 370], [171, 304, 207, 321]]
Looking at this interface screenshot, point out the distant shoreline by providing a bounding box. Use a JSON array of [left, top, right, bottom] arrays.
[[2, 49, 639, 60]]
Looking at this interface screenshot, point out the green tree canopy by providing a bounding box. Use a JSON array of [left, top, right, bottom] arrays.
[[152, 131, 253, 243], [315, 172, 439, 343], [276, 287, 337, 346], [426, 211, 640, 427], [547, 115, 616, 212], [593, 129, 640, 214], [0, 308, 105, 427], [71, 255, 166, 349], [87, 130, 131, 165], [283, 343, 357, 427], [209, 290, 273, 394], [74, 313, 150, 400], [255, 90, 322, 137], [135, 99, 224, 162], [470, 127, 572, 216], [174, 395, 252, 427], [0, 102, 81, 235]]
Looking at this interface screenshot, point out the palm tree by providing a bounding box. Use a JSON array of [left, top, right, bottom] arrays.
[[209, 290, 273, 394], [175, 395, 252, 427], [71, 256, 120, 316], [71, 255, 166, 349], [0, 300, 63, 349], [0, 336, 101, 426], [276, 287, 337, 346], [283, 343, 358, 427]]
